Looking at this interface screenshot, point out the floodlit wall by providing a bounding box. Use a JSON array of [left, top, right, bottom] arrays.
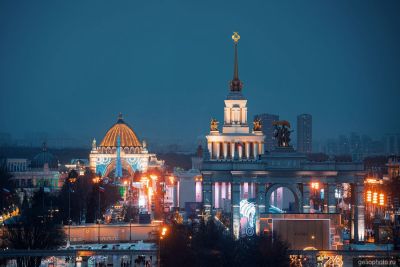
[[65, 223, 160, 244]]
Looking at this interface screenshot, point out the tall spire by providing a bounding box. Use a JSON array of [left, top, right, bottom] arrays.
[[230, 32, 243, 92]]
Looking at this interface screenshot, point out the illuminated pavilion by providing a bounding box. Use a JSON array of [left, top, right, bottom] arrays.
[[89, 113, 163, 179]]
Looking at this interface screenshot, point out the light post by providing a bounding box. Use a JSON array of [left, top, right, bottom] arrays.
[[158, 226, 167, 267], [67, 171, 77, 245], [129, 218, 133, 242], [92, 176, 101, 243]]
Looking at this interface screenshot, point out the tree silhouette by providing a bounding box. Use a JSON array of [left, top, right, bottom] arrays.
[[160, 218, 289, 267], [4, 190, 66, 267]]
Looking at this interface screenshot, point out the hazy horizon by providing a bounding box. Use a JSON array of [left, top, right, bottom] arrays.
[[1, 1, 400, 149]]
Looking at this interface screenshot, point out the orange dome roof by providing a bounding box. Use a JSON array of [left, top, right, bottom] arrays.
[[99, 114, 142, 148]]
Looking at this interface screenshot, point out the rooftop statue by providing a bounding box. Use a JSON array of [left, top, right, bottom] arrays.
[[253, 118, 262, 131], [273, 120, 293, 147], [210, 118, 219, 131]]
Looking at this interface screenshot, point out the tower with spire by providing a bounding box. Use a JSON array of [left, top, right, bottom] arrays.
[[205, 33, 265, 161]]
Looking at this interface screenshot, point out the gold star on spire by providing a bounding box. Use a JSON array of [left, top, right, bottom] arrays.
[[232, 32, 240, 44]]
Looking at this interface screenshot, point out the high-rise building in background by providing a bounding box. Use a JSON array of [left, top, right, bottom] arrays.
[[254, 113, 279, 152], [297, 114, 312, 153], [384, 133, 400, 155], [337, 135, 350, 155]]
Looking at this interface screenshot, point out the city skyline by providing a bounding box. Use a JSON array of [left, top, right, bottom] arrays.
[[1, 1, 400, 147]]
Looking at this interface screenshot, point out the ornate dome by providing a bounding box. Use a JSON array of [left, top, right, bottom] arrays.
[[31, 143, 58, 169], [99, 113, 142, 148]]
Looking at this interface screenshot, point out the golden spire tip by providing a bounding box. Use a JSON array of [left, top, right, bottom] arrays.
[[232, 32, 240, 44]]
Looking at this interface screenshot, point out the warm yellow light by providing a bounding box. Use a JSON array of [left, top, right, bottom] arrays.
[[379, 193, 384, 206], [150, 175, 158, 180], [123, 180, 128, 185], [372, 192, 378, 204], [161, 226, 168, 236], [148, 187, 153, 197], [92, 177, 100, 184], [140, 177, 149, 187], [311, 182, 319, 190], [366, 190, 372, 202], [365, 178, 382, 184], [169, 176, 175, 184]]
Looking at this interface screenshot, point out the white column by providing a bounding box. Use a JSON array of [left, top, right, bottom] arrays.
[[216, 142, 220, 159], [228, 182, 231, 199], [258, 142, 263, 155], [243, 182, 248, 199], [232, 182, 240, 239], [219, 182, 222, 209], [223, 142, 228, 159], [231, 142, 236, 159], [355, 183, 365, 242], [245, 142, 250, 159], [224, 107, 230, 124], [208, 142, 212, 159], [253, 142, 258, 159], [196, 182, 202, 202], [241, 108, 246, 124], [221, 182, 225, 210], [238, 144, 243, 159], [260, 142, 265, 155], [222, 182, 226, 199], [214, 182, 219, 208]]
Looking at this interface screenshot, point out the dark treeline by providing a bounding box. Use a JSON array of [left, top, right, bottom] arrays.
[[0, 146, 90, 164], [160, 220, 289, 267], [0, 146, 195, 170]]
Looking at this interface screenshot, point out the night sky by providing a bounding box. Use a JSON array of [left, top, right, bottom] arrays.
[[1, 1, 399, 148]]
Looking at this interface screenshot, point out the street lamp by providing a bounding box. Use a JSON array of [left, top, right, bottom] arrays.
[[92, 176, 102, 243], [67, 170, 78, 245], [129, 218, 134, 242], [158, 226, 168, 267]]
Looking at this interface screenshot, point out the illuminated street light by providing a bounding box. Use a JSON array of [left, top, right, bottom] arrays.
[[161, 226, 167, 237], [311, 182, 319, 190], [92, 176, 100, 184], [158, 226, 168, 267]]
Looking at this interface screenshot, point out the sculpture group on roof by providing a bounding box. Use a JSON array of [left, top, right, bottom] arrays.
[[273, 120, 293, 147]]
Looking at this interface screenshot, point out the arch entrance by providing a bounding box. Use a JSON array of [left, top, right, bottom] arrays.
[[265, 183, 302, 213], [103, 159, 135, 179]]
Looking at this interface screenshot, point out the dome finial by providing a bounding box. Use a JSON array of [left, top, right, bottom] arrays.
[[117, 112, 124, 123], [230, 32, 243, 92]]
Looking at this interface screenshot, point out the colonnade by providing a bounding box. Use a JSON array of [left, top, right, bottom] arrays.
[[207, 141, 265, 160], [203, 178, 365, 242]]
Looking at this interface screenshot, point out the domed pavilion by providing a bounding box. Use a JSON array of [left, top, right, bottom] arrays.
[[89, 113, 163, 178]]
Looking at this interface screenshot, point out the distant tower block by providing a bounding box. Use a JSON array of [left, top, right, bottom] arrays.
[[297, 114, 312, 153]]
